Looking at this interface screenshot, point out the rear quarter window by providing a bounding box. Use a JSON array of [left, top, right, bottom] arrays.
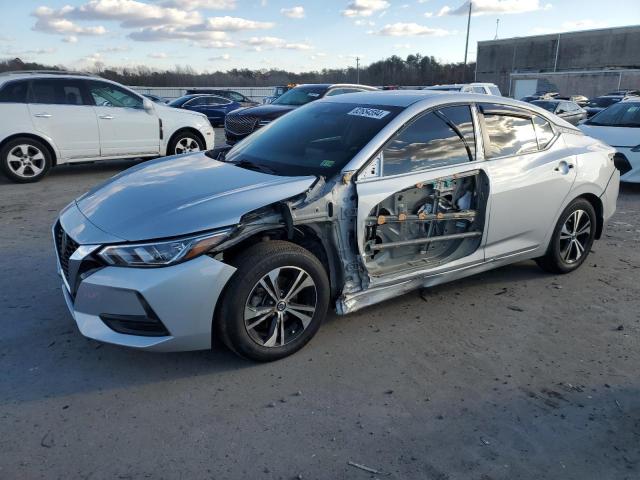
[[481, 104, 538, 158]]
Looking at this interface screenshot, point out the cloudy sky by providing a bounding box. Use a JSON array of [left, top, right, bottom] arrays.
[[1, 0, 638, 72]]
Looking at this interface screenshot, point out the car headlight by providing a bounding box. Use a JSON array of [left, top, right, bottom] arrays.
[[98, 229, 231, 267]]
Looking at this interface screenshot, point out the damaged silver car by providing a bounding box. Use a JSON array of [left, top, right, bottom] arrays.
[[54, 91, 620, 361]]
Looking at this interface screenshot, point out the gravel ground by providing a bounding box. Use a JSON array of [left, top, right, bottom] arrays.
[[1, 133, 639, 479]]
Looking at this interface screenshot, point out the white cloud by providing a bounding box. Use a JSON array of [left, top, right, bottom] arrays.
[[354, 19, 375, 26], [32, 7, 108, 36], [438, 0, 550, 16], [424, 11, 433, 17], [161, 0, 236, 10], [281, 6, 305, 18], [129, 25, 229, 41], [73, 0, 203, 28], [208, 53, 231, 60], [242, 36, 312, 51], [375, 22, 451, 36], [342, 0, 390, 17], [394, 42, 412, 49], [204, 16, 274, 30], [63, 35, 78, 43], [148, 51, 168, 58]]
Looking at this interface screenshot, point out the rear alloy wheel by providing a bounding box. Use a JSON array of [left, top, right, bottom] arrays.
[[217, 241, 329, 361], [168, 131, 204, 156], [536, 198, 596, 274], [1, 138, 51, 183]]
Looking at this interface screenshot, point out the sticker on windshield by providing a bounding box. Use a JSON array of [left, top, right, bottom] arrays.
[[308, 93, 321, 97], [347, 107, 390, 120], [320, 160, 335, 168]]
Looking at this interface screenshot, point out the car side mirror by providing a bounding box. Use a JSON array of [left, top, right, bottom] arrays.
[[142, 98, 154, 112]]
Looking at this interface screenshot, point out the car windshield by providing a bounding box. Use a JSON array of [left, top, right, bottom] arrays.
[[273, 86, 327, 106], [532, 101, 557, 112], [587, 102, 640, 127], [588, 97, 620, 108], [222, 101, 403, 176]]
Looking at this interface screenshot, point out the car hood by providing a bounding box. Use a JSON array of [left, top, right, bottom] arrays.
[[579, 124, 638, 147], [75, 152, 317, 242], [231, 104, 297, 119]]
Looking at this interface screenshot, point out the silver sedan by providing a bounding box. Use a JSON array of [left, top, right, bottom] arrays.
[[54, 91, 619, 361]]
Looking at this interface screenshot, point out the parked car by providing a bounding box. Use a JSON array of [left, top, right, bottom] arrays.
[[186, 89, 257, 107], [556, 95, 589, 107], [423, 83, 502, 95], [169, 94, 241, 127], [224, 83, 378, 143], [579, 99, 640, 182], [0, 71, 214, 183], [606, 90, 640, 96], [585, 95, 624, 118], [530, 99, 587, 125], [142, 93, 168, 104], [262, 84, 296, 104], [521, 92, 560, 103], [54, 91, 619, 361]]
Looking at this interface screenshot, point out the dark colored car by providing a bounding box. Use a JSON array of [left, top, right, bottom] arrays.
[[531, 99, 587, 125], [585, 95, 624, 118], [262, 84, 296, 104], [606, 90, 640, 96], [185, 89, 257, 107], [224, 83, 377, 143], [169, 94, 241, 127], [142, 93, 167, 104]]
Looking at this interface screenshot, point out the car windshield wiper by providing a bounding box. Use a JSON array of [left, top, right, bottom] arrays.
[[230, 159, 277, 174]]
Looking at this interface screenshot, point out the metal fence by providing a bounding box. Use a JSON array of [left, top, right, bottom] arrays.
[[130, 86, 274, 102]]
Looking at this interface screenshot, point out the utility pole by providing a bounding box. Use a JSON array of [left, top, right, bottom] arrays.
[[356, 57, 360, 84], [463, 1, 472, 66], [494, 18, 500, 40]]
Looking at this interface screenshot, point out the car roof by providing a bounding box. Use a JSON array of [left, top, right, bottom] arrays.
[[293, 83, 377, 90], [0, 72, 97, 85], [323, 90, 579, 129]]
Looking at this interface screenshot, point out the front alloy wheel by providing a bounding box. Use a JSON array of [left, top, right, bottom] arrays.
[[244, 266, 318, 347], [217, 241, 330, 361], [173, 136, 202, 155]]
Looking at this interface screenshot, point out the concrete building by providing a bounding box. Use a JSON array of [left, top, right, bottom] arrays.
[[475, 25, 640, 98]]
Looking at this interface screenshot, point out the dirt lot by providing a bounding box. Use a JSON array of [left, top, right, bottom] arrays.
[[1, 133, 639, 479]]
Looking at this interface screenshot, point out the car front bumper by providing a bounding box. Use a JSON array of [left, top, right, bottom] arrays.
[[54, 217, 236, 352]]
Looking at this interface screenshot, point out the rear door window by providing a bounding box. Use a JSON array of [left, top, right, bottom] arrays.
[[480, 104, 538, 158], [29, 79, 90, 105], [0, 80, 28, 103], [382, 105, 476, 176]]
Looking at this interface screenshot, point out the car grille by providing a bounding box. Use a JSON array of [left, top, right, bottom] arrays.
[[225, 114, 259, 136], [613, 153, 632, 176], [54, 222, 79, 283]]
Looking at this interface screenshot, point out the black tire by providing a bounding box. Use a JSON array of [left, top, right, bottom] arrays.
[[217, 241, 330, 361], [536, 198, 596, 274], [0, 137, 52, 183], [167, 130, 205, 156]]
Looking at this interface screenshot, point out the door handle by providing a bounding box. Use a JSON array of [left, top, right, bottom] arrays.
[[34, 113, 51, 118], [554, 161, 574, 173], [99, 114, 114, 120]]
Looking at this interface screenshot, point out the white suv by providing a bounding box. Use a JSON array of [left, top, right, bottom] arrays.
[[0, 71, 215, 183]]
